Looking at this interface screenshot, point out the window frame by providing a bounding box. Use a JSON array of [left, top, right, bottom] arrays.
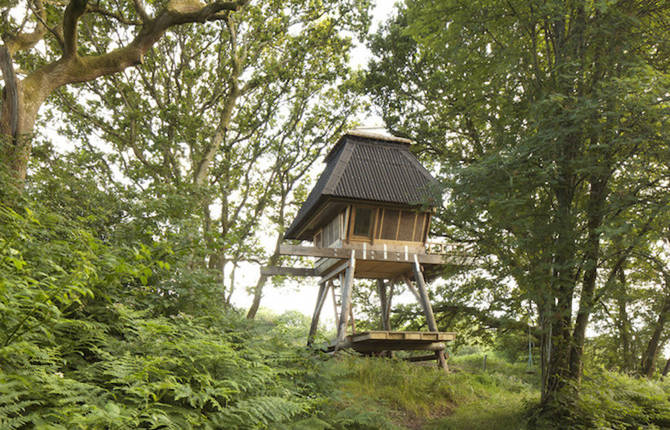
[[349, 205, 375, 241]]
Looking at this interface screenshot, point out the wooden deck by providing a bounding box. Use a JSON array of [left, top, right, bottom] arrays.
[[327, 330, 456, 353]]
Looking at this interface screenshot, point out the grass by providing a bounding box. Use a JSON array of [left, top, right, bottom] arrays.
[[317, 351, 670, 429], [317, 351, 539, 429], [427, 353, 539, 429]]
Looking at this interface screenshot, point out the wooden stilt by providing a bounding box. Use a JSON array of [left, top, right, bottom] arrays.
[[307, 281, 329, 346], [349, 307, 356, 333], [413, 255, 449, 372], [335, 250, 356, 351]]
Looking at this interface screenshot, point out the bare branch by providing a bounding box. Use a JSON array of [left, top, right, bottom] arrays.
[[87, 5, 141, 26], [133, 0, 151, 22], [4, 0, 48, 55]]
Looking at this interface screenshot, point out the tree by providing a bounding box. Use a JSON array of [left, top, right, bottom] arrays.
[[46, 0, 369, 313], [0, 0, 262, 185], [638, 239, 670, 378], [367, 0, 670, 407]]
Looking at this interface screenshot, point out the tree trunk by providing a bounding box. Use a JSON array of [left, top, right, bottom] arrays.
[[0, 77, 47, 184], [247, 190, 287, 319], [246, 242, 281, 319], [640, 295, 670, 377], [542, 182, 577, 405], [246, 273, 269, 319], [662, 358, 670, 379], [377, 279, 391, 331], [570, 177, 607, 379], [616, 269, 634, 372]]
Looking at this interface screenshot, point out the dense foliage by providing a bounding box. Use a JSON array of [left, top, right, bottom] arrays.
[[0, 200, 302, 428], [2, 199, 666, 430]]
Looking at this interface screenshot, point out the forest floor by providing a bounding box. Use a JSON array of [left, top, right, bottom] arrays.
[[319, 352, 539, 429], [317, 350, 670, 429]]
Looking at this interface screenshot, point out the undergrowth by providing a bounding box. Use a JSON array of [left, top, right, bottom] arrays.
[[314, 352, 538, 430], [2, 203, 669, 429], [317, 353, 670, 430]]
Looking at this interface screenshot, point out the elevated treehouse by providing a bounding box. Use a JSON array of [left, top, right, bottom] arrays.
[[266, 131, 467, 370]]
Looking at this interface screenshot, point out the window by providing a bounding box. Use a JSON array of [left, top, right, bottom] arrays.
[[352, 207, 373, 237]]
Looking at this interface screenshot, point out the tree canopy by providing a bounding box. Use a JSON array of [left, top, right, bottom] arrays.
[[367, 0, 670, 405]]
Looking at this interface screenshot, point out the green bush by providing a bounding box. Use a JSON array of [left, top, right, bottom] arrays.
[[532, 369, 670, 430], [0, 204, 313, 428]]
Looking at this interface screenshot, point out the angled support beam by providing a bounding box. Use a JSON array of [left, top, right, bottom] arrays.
[[335, 250, 356, 351], [307, 281, 329, 346], [413, 255, 449, 372], [319, 260, 349, 285]]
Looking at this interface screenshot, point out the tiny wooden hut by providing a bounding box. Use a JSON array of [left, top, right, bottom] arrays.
[[269, 131, 458, 369]]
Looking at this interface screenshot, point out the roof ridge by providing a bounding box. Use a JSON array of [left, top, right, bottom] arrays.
[[346, 130, 413, 144]]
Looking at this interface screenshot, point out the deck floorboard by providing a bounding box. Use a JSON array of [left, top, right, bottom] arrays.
[[326, 330, 455, 353]]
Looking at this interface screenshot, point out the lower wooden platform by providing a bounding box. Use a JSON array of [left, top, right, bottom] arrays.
[[327, 330, 456, 353]]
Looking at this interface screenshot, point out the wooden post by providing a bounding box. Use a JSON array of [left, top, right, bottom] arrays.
[[349, 307, 356, 333], [413, 255, 449, 372], [307, 281, 329, 346], [335, 250, 356, 351]]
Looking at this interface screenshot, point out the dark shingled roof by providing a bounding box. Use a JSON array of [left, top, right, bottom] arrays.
[[284, 131, 438, 240]]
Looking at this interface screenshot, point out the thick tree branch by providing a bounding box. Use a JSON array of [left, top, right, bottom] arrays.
[[72, 0, 248, 80], [0, 46, 19, 139], [63, 0, 88, 58], [14, 0, 248, 139]]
